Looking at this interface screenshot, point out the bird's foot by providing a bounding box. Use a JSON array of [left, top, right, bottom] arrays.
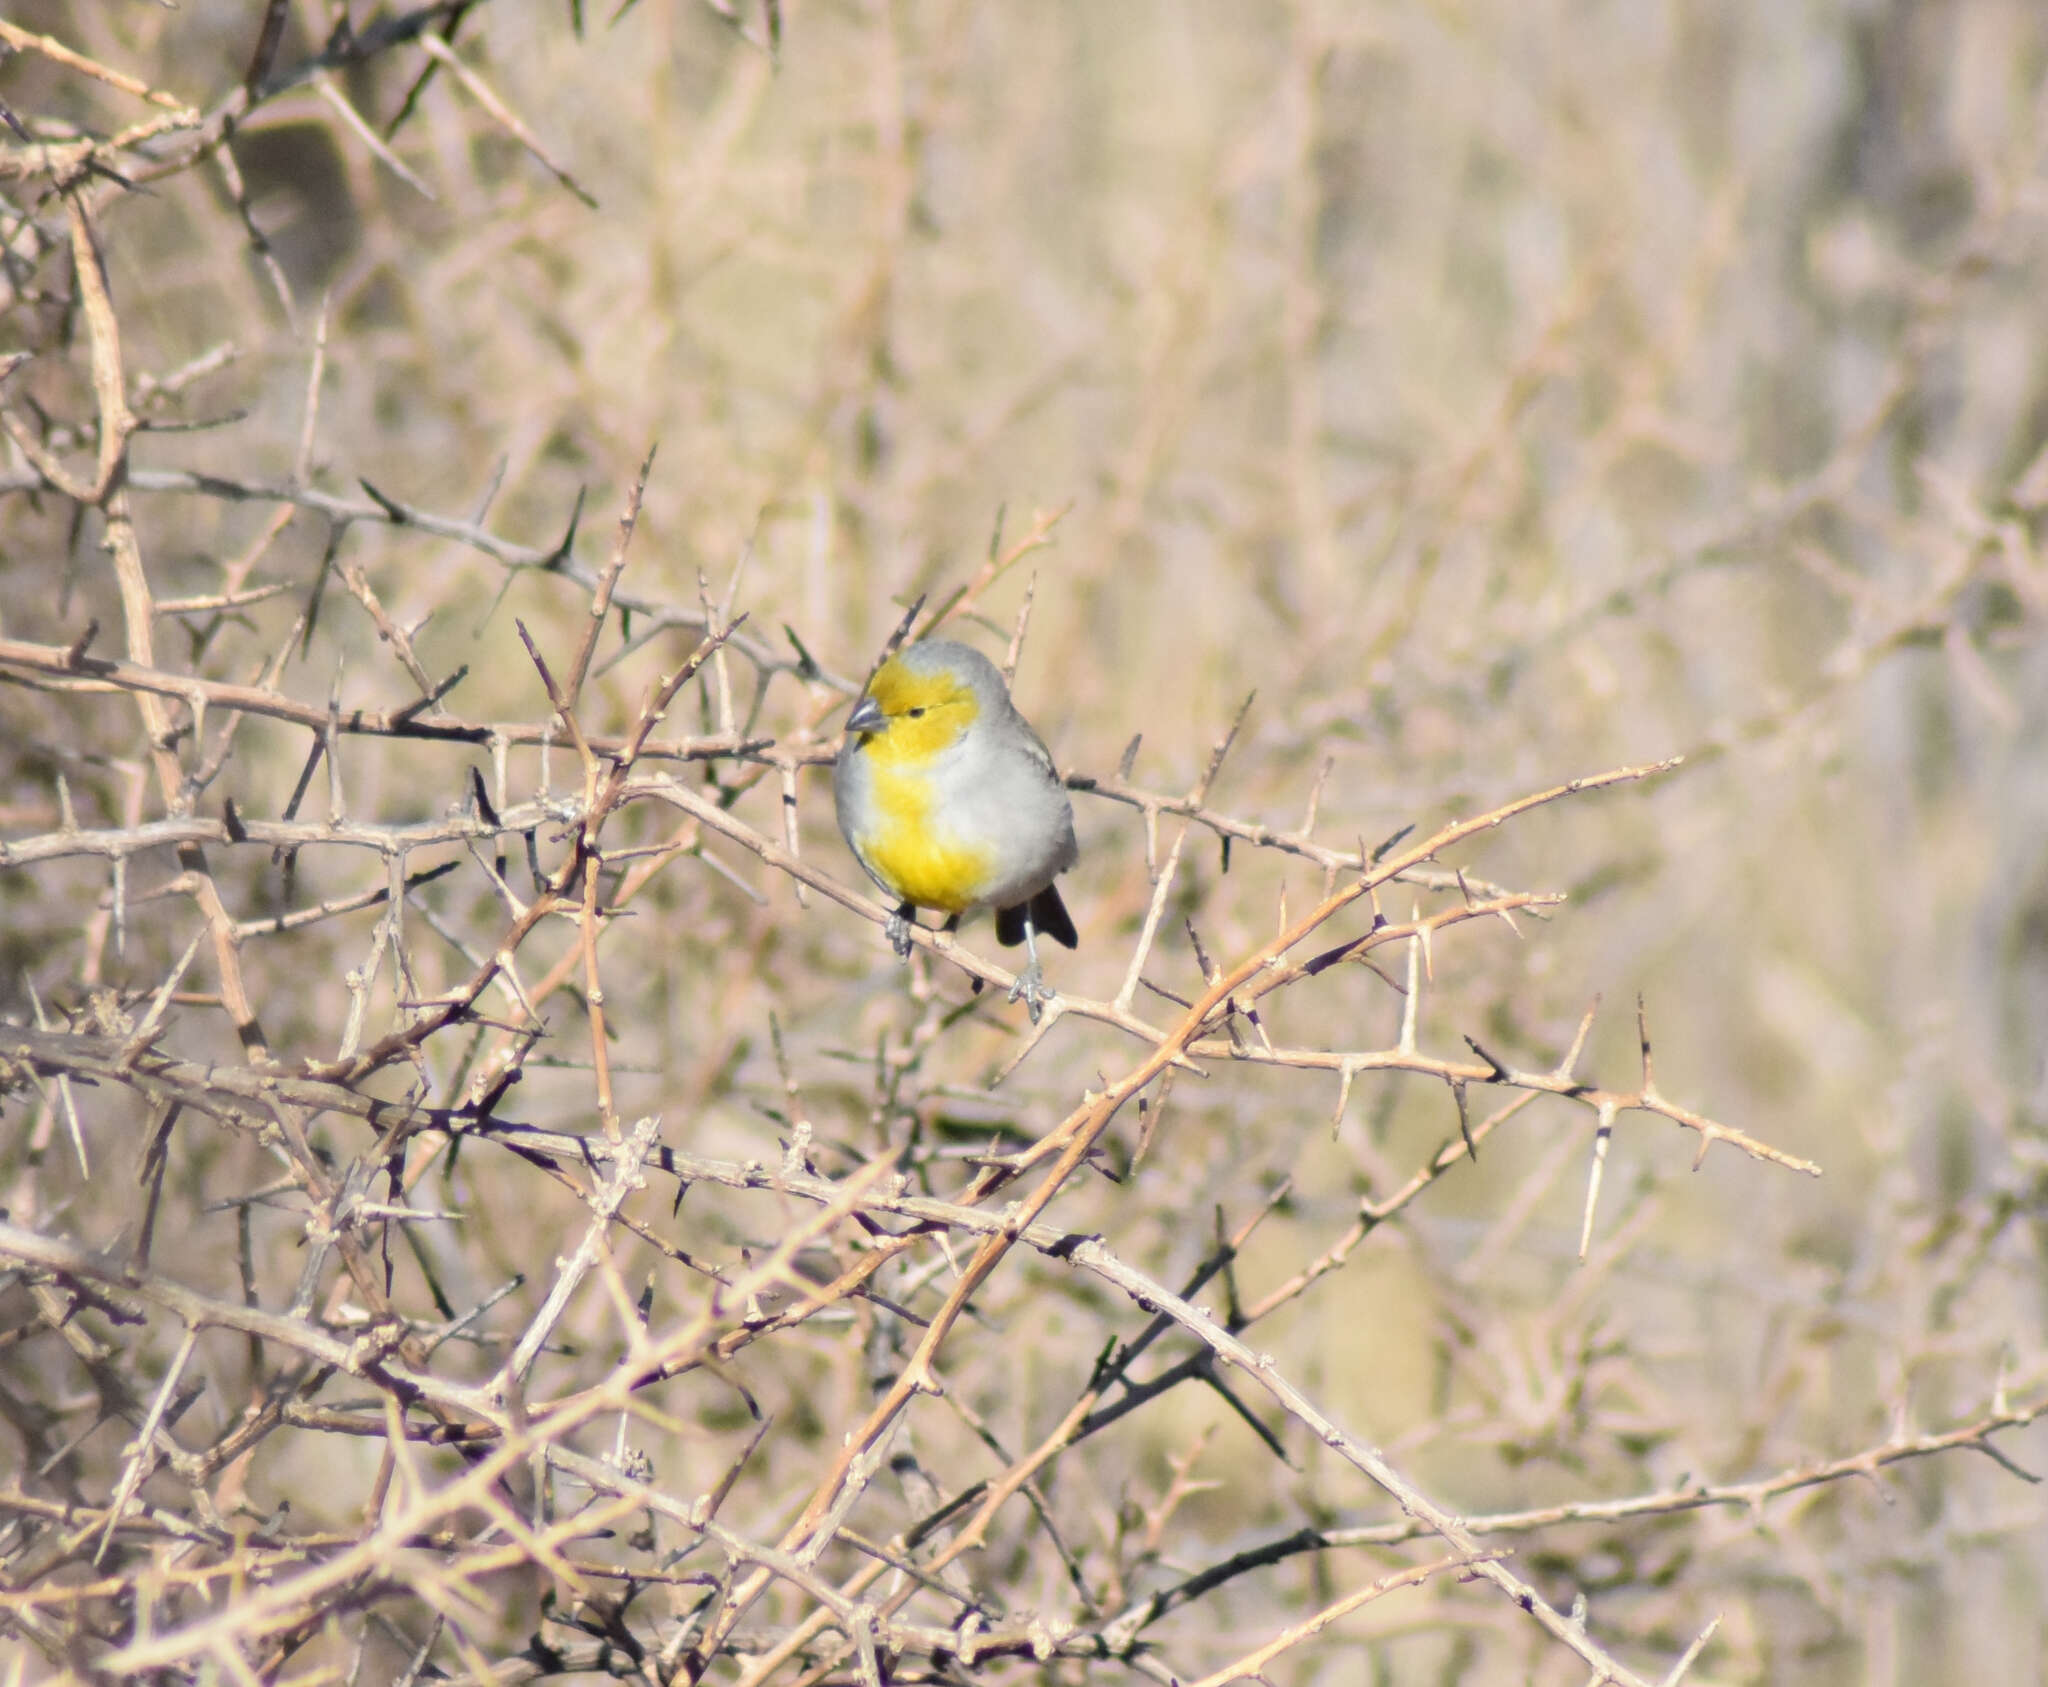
[[1006, 960, 1055, 1024], [886, 905, 915, 959]]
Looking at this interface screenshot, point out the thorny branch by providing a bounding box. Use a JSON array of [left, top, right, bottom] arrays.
[[3, 9, 2041, 1687]]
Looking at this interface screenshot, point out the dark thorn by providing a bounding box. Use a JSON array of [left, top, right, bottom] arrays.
[[1370, 823, 1415, 865], [63, 619, 100, 668], [1303, 935, 1368, 976], [390, 664, 468, 726], [1464, 1036, 1509, 1083], [1199, 1369, 1294, 1468], [280, 736, 324, 824], [545, 484, 588, 570], [357, 477, 407, 520], [782, 624, 822, 680], [468, 767, 499, 827]]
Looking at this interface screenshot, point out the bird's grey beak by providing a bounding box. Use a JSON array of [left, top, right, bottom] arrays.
[[846, 695, 885, 735]]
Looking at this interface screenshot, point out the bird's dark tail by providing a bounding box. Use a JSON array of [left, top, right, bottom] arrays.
[[997, 885, 1078, 950]]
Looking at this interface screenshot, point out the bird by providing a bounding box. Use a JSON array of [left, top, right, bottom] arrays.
[[834, 639, 1078, 1020]]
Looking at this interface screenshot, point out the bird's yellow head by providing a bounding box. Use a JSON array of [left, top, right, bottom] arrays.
[[845, 646, 984, 768]]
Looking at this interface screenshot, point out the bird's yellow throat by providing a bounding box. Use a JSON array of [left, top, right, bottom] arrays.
[[848, 658, 992, 912]]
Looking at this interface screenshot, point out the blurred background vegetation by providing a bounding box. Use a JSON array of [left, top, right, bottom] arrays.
[[3, 2, 2046, 1682]]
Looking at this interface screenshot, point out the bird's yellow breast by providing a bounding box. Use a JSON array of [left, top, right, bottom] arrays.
[[853, 764, 996, 914]]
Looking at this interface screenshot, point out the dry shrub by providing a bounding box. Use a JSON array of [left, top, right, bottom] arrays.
[[3, 5, 2046, 1683]]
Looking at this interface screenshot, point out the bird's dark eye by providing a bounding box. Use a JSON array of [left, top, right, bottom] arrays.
[[907, 706, 927, 718]]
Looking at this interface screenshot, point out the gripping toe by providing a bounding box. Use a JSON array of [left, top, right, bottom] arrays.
[[1006, 960, 1055, 1024], [885, 903, 915, 959]]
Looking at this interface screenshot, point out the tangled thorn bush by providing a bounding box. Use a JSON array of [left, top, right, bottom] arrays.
[[3, 7, 2047, 1685]]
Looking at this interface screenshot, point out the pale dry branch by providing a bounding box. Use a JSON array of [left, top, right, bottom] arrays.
[[0, 631, 765, 766], [4, 11, 2042, 1686]]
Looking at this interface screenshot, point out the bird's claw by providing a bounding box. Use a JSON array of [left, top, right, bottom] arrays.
[[1006, 962, 1054, 1024], [886, 907, 914, 959]]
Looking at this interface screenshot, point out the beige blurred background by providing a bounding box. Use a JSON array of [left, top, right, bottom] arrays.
[[5, 2, 2048, 1681]]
